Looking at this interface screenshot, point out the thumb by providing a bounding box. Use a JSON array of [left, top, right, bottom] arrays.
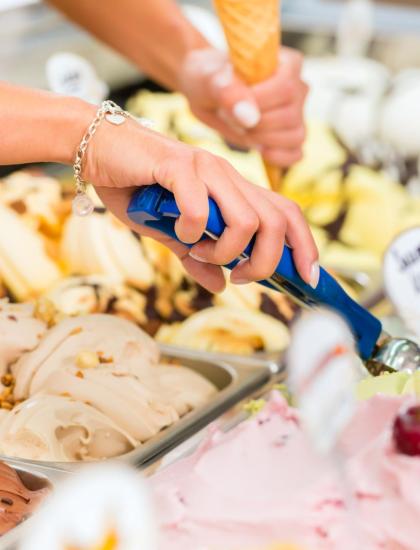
[[210, 65, 261, 129]]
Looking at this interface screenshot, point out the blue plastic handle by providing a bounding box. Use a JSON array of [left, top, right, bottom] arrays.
[[127, 184, 382, 360]]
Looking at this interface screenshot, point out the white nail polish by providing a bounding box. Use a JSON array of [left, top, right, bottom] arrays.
[[232, 101, 260, 128], [231, 258, 250, 285], [310, 262, 320, 289], [231, 278, 250, 285], [212, 65, 233, 88], [189, 252, 207, 263]]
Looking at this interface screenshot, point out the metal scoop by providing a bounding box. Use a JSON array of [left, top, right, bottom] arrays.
[[127, 184, 420, 375]]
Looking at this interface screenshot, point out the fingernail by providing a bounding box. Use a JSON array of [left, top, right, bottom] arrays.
[[212, 65, 233, 88], [231, 259, 250, 285], [232, 101, 260, 128], [189, 252, 207, 263], [310, 261, 320, 289], [231, 277, 250, 285]]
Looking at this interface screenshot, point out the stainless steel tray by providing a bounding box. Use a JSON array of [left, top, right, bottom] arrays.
[[0, 459, 68, 550], [1, 345, 279, 472]]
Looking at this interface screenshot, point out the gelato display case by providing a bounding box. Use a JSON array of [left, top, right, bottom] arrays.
[[1, 0, 420, 548]]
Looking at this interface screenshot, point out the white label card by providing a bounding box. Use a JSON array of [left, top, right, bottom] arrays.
[[46, 52, 108, 105], [287, 310, 359, 454], [384, 227, 420, 339]]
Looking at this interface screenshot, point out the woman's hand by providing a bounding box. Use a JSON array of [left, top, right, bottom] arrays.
[[87, 118, 319, 293], [179, 47, 308, 167]]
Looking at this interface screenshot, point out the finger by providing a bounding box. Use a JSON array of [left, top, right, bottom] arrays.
[[95, 186, 226, 293], [251, 51, 305, 112], [192, 107, 253, 148], [261, 147, 304, 167], [189, 155, 259, 265], [262, 191, 319, 287], [249, 105, 303, 132], [230, 199, 286, 284], [181, 256, 226, 293], [280, 47, 304, 78], [249, 126, 306, 150], [153, 155, 209, 244], [252, 77, 295, 111], [210, 66, 261, 129]]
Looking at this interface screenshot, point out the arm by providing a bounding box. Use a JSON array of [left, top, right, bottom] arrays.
[[0, 81, 318, 289], [0, 81, 94, 166], [49, 0, 307, 168], [47, 0, 209, 91]]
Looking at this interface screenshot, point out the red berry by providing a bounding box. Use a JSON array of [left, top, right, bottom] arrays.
[[393, 406, 420, 457]]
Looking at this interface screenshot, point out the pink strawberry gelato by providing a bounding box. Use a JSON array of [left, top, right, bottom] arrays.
[[151, 392, 420, 550]]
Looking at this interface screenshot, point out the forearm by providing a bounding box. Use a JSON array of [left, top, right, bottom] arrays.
[[0, 82, 94, 166], [48, 0, 209, 91]]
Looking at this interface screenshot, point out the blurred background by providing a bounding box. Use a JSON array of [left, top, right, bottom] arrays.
[[1, 0, 420, 339], [1, 0, 420, 89]]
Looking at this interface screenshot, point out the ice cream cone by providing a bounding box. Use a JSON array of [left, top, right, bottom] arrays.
[[214, 0, 282, 191]]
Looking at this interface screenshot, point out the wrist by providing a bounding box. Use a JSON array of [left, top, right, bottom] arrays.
[[166, 19, 210, 91], [51, 96, 96, 165]]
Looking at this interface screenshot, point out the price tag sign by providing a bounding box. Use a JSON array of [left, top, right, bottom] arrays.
[[287, 309, 360, 454], [46, 52, 108, 104], [384, 227, 420, 339]]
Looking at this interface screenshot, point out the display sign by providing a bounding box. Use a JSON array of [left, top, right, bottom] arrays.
[[46, 52, 108, 104], [384, 227, 420, 339]]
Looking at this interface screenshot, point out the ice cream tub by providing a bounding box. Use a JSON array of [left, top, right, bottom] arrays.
[[1, 344, 277, 472], [148, 383, 420, 550], [0, 459, 67, 550]]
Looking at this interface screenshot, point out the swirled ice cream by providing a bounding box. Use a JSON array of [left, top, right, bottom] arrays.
[[0, 461, 48, 535], [0, 301, 46, 379], [151, 392, 420, 550], [0, 308, 216, 461]]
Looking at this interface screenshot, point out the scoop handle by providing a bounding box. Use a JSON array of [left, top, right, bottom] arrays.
[[127, 184, 382, 360]]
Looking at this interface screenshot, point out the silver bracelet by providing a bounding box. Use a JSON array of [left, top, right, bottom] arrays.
[[72, 100, 134, 216]]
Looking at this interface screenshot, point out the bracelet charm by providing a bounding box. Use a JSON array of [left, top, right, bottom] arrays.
[[72, 100, 131, 217]]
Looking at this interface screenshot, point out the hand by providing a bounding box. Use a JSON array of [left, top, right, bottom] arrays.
[[85, 118, 318, 293], [179, 47, 308, 167]]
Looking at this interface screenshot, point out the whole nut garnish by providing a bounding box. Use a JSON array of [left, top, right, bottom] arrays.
[[34, 297, 57, 327], [1, 374, 14, 387], [76, 351, 100, 369]]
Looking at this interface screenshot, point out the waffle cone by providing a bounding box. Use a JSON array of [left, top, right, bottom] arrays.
[[214, 0, 279, 84], [214, 0, 282, 190]]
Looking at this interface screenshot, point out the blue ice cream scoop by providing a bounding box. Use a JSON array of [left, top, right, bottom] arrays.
[[127, 184, 420, 372]]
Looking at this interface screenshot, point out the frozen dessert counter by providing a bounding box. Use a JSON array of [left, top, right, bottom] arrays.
[[0, 302, 276, 470]]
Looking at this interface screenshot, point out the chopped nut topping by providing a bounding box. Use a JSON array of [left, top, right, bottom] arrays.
[[69, 327, 83, 336], [98, 355, 113, 364], [1, 374, 14, 387], [0, 402, 12, 410], [75, 370, 85, 379], [34, 298, 57, 327]]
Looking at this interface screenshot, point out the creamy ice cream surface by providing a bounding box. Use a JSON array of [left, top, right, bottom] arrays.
[[0, 461, 48, 535], [0, 394, 137, 461], [0, 301, 46, 378], [151, 392, 420, 550], [0, 310, 217, 461]]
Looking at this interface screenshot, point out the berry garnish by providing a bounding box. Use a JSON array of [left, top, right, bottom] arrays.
[[393, 405, 420, 456]]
